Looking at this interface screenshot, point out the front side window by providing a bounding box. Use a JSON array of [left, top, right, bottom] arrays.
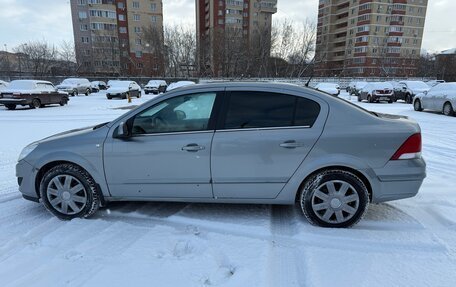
[[132, 93, 216, 134], [224, 92, 320, 129]]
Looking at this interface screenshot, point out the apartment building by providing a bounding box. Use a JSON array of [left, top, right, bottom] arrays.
[[196, 0, 278, 76], [315, 0, 428, 77], [70, 0, 164, 76]]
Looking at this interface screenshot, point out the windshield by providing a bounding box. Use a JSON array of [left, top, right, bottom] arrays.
[[109, 81, 130, 88], [61, 79, 78, 85], [7, 81, 35, 90]]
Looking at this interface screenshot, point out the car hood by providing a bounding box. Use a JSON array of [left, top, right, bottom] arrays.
[[37, 122, 109, 144], [106, 87, 128, 93], [1, 88, 35, 94], [411, 88, 430, 93]]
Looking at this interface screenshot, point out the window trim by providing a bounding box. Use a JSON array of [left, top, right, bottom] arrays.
[[216, 91, 320, 131], [127, 91, 224, 137]]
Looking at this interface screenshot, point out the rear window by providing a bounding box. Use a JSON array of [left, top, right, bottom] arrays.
[[223, 92, 320, 129]]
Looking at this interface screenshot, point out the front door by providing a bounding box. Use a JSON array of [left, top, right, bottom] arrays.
[[211, 91, 326, 199], [104, 92, 219, 199]]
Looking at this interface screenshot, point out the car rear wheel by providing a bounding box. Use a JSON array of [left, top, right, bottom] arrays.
[[443, 102, 454, 116], [40, 164, 100, 220], [5, 104, 16, 110], [367, 95, 373, 103], [137, 92, 141, 98], [299, 169, 369, 228], [406, 94, 412, 104], [30, 98, 41, 109], [357, 96, 361, 102], [85, 89, 90, 96], [414, 99, 423, 111], [72, 89, 77, 97]]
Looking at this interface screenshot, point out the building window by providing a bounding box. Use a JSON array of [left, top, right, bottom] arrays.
[[135, 51, 142, 58], [78, 11, 87, 19], [77, 0, 87, 5], [134, 26, 141, 33], [132, 1, 140, 8], [151, 3, 157, 11], [119, 14, 125, 21], [118, 2, 125, 9], [133, 14, 140, 21], [119, 27, 127, 33], [80, 24, 88, 31], [151, 16, 157, 22], [81, 37, 89, 43], [135, 38, 142, 45]]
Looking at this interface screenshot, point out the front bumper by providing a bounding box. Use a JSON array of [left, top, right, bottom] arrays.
[[16, 160, 40, 202], [370, 158, 426, 203], [144, 88, 159, 93], [107, 93, 127, 98]]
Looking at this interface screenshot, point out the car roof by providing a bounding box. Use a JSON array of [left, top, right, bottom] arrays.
[[10, 79, 52, 85]]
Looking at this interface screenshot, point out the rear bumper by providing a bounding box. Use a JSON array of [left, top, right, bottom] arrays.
[[370, 158, 426, 203], [16, 160, 39, 201], [0, 98, 28, 105]]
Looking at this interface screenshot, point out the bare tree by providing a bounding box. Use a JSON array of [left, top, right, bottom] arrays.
[[13, 40, 57, 77]]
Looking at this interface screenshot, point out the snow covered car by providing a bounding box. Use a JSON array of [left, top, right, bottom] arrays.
[[414, 82, 456, 116], [16, 82, 426, 228], [359, 82, 394, 103], [314, 83, 340, 96], [56, 78, 92, 96], [90, 81, 107, 92], [0, 80, 69, 110], [349, 81, 368, 96], [0, 80, 8, 90], [167, 81, 196, 92], [105, 80, 141, 99], [394, 81, 430, 104], [426, 80, 445, 87], [144, 80, 167, 94]]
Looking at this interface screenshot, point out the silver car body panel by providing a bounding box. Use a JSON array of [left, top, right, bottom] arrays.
[[16, 82, 426, 205]]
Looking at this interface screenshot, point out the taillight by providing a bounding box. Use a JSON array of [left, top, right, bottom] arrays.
[[391, 133, 422, 160]]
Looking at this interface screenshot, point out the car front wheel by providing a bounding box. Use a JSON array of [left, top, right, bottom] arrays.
[[5, 104, 16, 110], [443, 102, 454, 116], [299, 169, 369, 228], [40, 164, 100, 220], [414, 99, 423, 111], [30, 98, 41, 109]]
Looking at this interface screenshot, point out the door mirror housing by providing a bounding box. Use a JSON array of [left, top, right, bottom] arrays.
[[114, 121, 130, 139]]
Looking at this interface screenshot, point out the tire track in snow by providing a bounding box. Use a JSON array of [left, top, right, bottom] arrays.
[[268, 205, 309, 287]]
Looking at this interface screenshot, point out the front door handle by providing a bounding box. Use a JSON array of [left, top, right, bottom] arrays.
[[182, 143, 205, 152], [280, 140, 304, 149]]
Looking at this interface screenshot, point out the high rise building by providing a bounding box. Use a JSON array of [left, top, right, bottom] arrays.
[[70, 0, 164, 76], [315, 0, 428, 77], [196, 0, 278, 76]]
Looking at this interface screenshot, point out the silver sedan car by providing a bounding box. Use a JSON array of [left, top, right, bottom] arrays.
[[16, 82, 426, 228], [414, 82, 456, 116]]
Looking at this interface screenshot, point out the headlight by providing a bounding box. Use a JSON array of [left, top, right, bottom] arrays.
[[18, 143, 38, 162]]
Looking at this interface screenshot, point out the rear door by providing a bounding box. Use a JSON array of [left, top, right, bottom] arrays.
[[211, 89, 327, 199]]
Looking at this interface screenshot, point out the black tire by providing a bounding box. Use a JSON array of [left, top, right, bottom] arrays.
[[299, 169, 369, 228], [40, 164, 100, 220], [145, 91, 149, 95], [367, 95, 373, 103], [124, 93, 129, 100], [357, 96, 361, 102], [107, 95, 112, 100], [85, 89, 90, 96], [414, 99, 423, 111], [443, 102, 454, 116], [137, 92, 141, 99], [5, 104, 16, 110], [72, 89, 77, 97], [31, 98, 41, 109], [59, 98, 68, 106], [406, 94, 412, 104], [388, 99, 393, 104]]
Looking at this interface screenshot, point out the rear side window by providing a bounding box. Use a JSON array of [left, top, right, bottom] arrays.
[[223, 92, 320, 129]]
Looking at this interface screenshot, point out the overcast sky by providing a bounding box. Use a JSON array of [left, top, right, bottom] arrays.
[[0, 0, 455, 54]]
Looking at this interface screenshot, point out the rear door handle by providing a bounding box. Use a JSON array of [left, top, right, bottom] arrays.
[[280, 140, 304, 149], [182, 143, 205, 152]]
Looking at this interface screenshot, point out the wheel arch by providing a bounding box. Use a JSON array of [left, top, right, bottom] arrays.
[[294, 165, 373, 203]]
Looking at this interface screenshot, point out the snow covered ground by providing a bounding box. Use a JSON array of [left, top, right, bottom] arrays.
[[0, 90, 455, 287]]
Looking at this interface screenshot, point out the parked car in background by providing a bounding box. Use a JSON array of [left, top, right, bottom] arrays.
[[56, 78, 92, 96], [16, 82, 425, 228], [394, 81, 430, 103], [144, 80, 167, 94], [0, 80, 69, 110], [167, 81, 196, 92], [90, 81, 107, 92], [349, 81, 368, 96], [314, 83, 340, 96], [359, 82, 394, 103], [426, 80, 445, 87], [414, 82, 456, 116], [105, 80, 141, 99], [0, 80, 8, 90]]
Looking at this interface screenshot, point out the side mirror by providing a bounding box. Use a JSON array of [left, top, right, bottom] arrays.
[[424, 91, 428, 95], [113, 121, 130, 139]]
